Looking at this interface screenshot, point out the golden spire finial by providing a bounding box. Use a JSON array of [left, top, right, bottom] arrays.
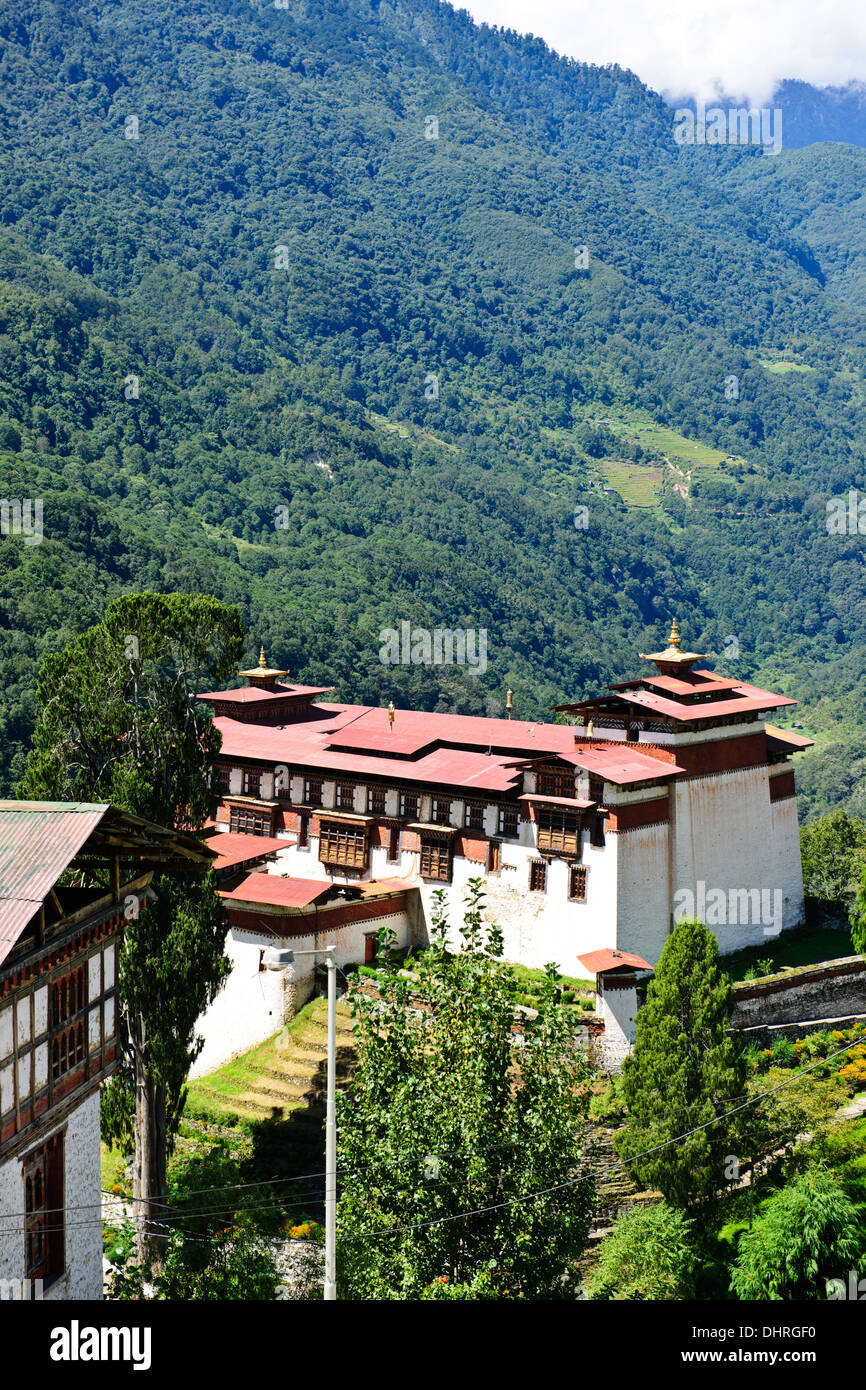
[[668, 618, 681, 650], [259, 645, 267, 669]]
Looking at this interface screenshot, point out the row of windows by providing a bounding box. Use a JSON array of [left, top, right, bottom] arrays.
[[529, 861, 588, 901], [223, 768, 523, 836]]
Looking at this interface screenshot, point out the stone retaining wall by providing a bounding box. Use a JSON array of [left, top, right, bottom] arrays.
[[730, 955, 866, 1031]]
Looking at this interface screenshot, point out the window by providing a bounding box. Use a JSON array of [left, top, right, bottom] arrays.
[[51, 966, 85, 1028], [464, 801, 485, 832], [304, 777, 323, 807], [432, 798, 452, 826], [590, 811, 606, 848], [536, 810, 580, 857], [215, 764, 231, 795], [337, 783, 355, 811], [230, 807, 271, 836], [626, 724, 640, 743], [24, 1134, 64, 1284], [242, 768, 261, 798], [50, 965, 87, 1081], [487, 839, 501, 873], [420, 836, 451, 882], [400, 791, 419, 820], [387, 826, 400, 862], [569, 865, 588, 902], [537, 767, 575, 799], [298, 813, 309, 849], [320, 821, 368, 869], [51, 1021, 86, 1081], [498, 805, 519, 838], [367, 786, 386, 816], [529, 860, 547, 892], [589, 776, 605, 805]]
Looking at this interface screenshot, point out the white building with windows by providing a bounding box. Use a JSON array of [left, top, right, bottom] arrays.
[[199, 624, 809, 986], [0, 802, 213, 1300]]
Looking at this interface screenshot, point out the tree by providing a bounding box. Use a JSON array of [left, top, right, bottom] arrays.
[[20, 592, 243, 1262], [615, 919, 746, 1211], [731, 1065, 849, 1229], [18, 592, 243, 828], [586, 1202, 696, 1300], [800, 809, 866, 911], [110, 872, 231, 1257], [730, 1167, 863, 1300], [107, 1219, 281, 1302], [336, 882, 594, 1299], [848, 862, 866, 956]]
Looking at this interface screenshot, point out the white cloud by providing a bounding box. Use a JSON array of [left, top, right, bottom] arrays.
[[459, 0, 866, 104]]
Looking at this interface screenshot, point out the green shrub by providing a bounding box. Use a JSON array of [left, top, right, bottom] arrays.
[[730, 1167, 863, 1300], [586, 1203, 696, 1300]]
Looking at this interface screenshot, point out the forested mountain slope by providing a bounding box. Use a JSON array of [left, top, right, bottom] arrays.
[[2, 0, 866, 817]]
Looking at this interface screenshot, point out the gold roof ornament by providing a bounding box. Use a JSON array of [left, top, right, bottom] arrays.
[[640, 618, 707, 671], [239, 644, 289, 683]]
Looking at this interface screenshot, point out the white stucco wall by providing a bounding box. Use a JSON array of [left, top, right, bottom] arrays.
[[0, 1090, 102, 1301], [671, 764, 803, 953], [192, 909, 411, 1078], [190, 930, 290, 1078], [614, 819, 672, 967]]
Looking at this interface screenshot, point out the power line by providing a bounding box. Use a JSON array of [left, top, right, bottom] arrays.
[[354, 1034, 866, 1243]]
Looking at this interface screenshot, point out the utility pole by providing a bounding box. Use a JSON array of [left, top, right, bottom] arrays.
[[324, 945, 337, 1300], [265, 942, 338, 1300]]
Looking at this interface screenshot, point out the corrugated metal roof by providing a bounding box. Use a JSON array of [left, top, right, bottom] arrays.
[[205, 832, 287, 870], [578, 948, 653, 975], [0, 801, 110, 961], [563, 748, 684, 785], [765, 724, 815, 751], [221, 874, 335, 909]]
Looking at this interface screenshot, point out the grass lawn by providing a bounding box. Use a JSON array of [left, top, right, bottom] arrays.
[[721, 923, 855, 982]]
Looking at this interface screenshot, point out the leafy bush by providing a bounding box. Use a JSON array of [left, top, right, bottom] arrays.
[[730, 1167, 863, 1300], [586, 1203, 696, 1300]]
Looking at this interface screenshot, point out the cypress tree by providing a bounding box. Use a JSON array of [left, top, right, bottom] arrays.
[[615, 918, 746, 1211]]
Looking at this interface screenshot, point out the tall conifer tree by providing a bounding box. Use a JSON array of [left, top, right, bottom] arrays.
[[615, 918, 746, 1211]]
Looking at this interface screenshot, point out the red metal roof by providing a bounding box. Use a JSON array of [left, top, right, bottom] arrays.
[[610, 672, 744, 697], [326, 706, 576, 757], [612, 685, 795, 722], [214, 718, 528, 793], [220, 874, 335, 909], [0, 802, 109, 960], [0, 801, 215, 967], [563, 747, 684, 785], [205, 832, 287, 870], [578, 948, 653, 975], [198, 682, 333, 703], [765, 724, 815, 751], [518, 794, 595, 809]]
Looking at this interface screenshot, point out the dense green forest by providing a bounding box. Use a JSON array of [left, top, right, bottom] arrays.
[[1, 0, 866, 816]]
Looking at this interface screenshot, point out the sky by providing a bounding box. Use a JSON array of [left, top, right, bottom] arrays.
[[459, 0, 866, 104]]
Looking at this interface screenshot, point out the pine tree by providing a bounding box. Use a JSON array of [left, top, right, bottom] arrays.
[[615, 918, 746, 1211]]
